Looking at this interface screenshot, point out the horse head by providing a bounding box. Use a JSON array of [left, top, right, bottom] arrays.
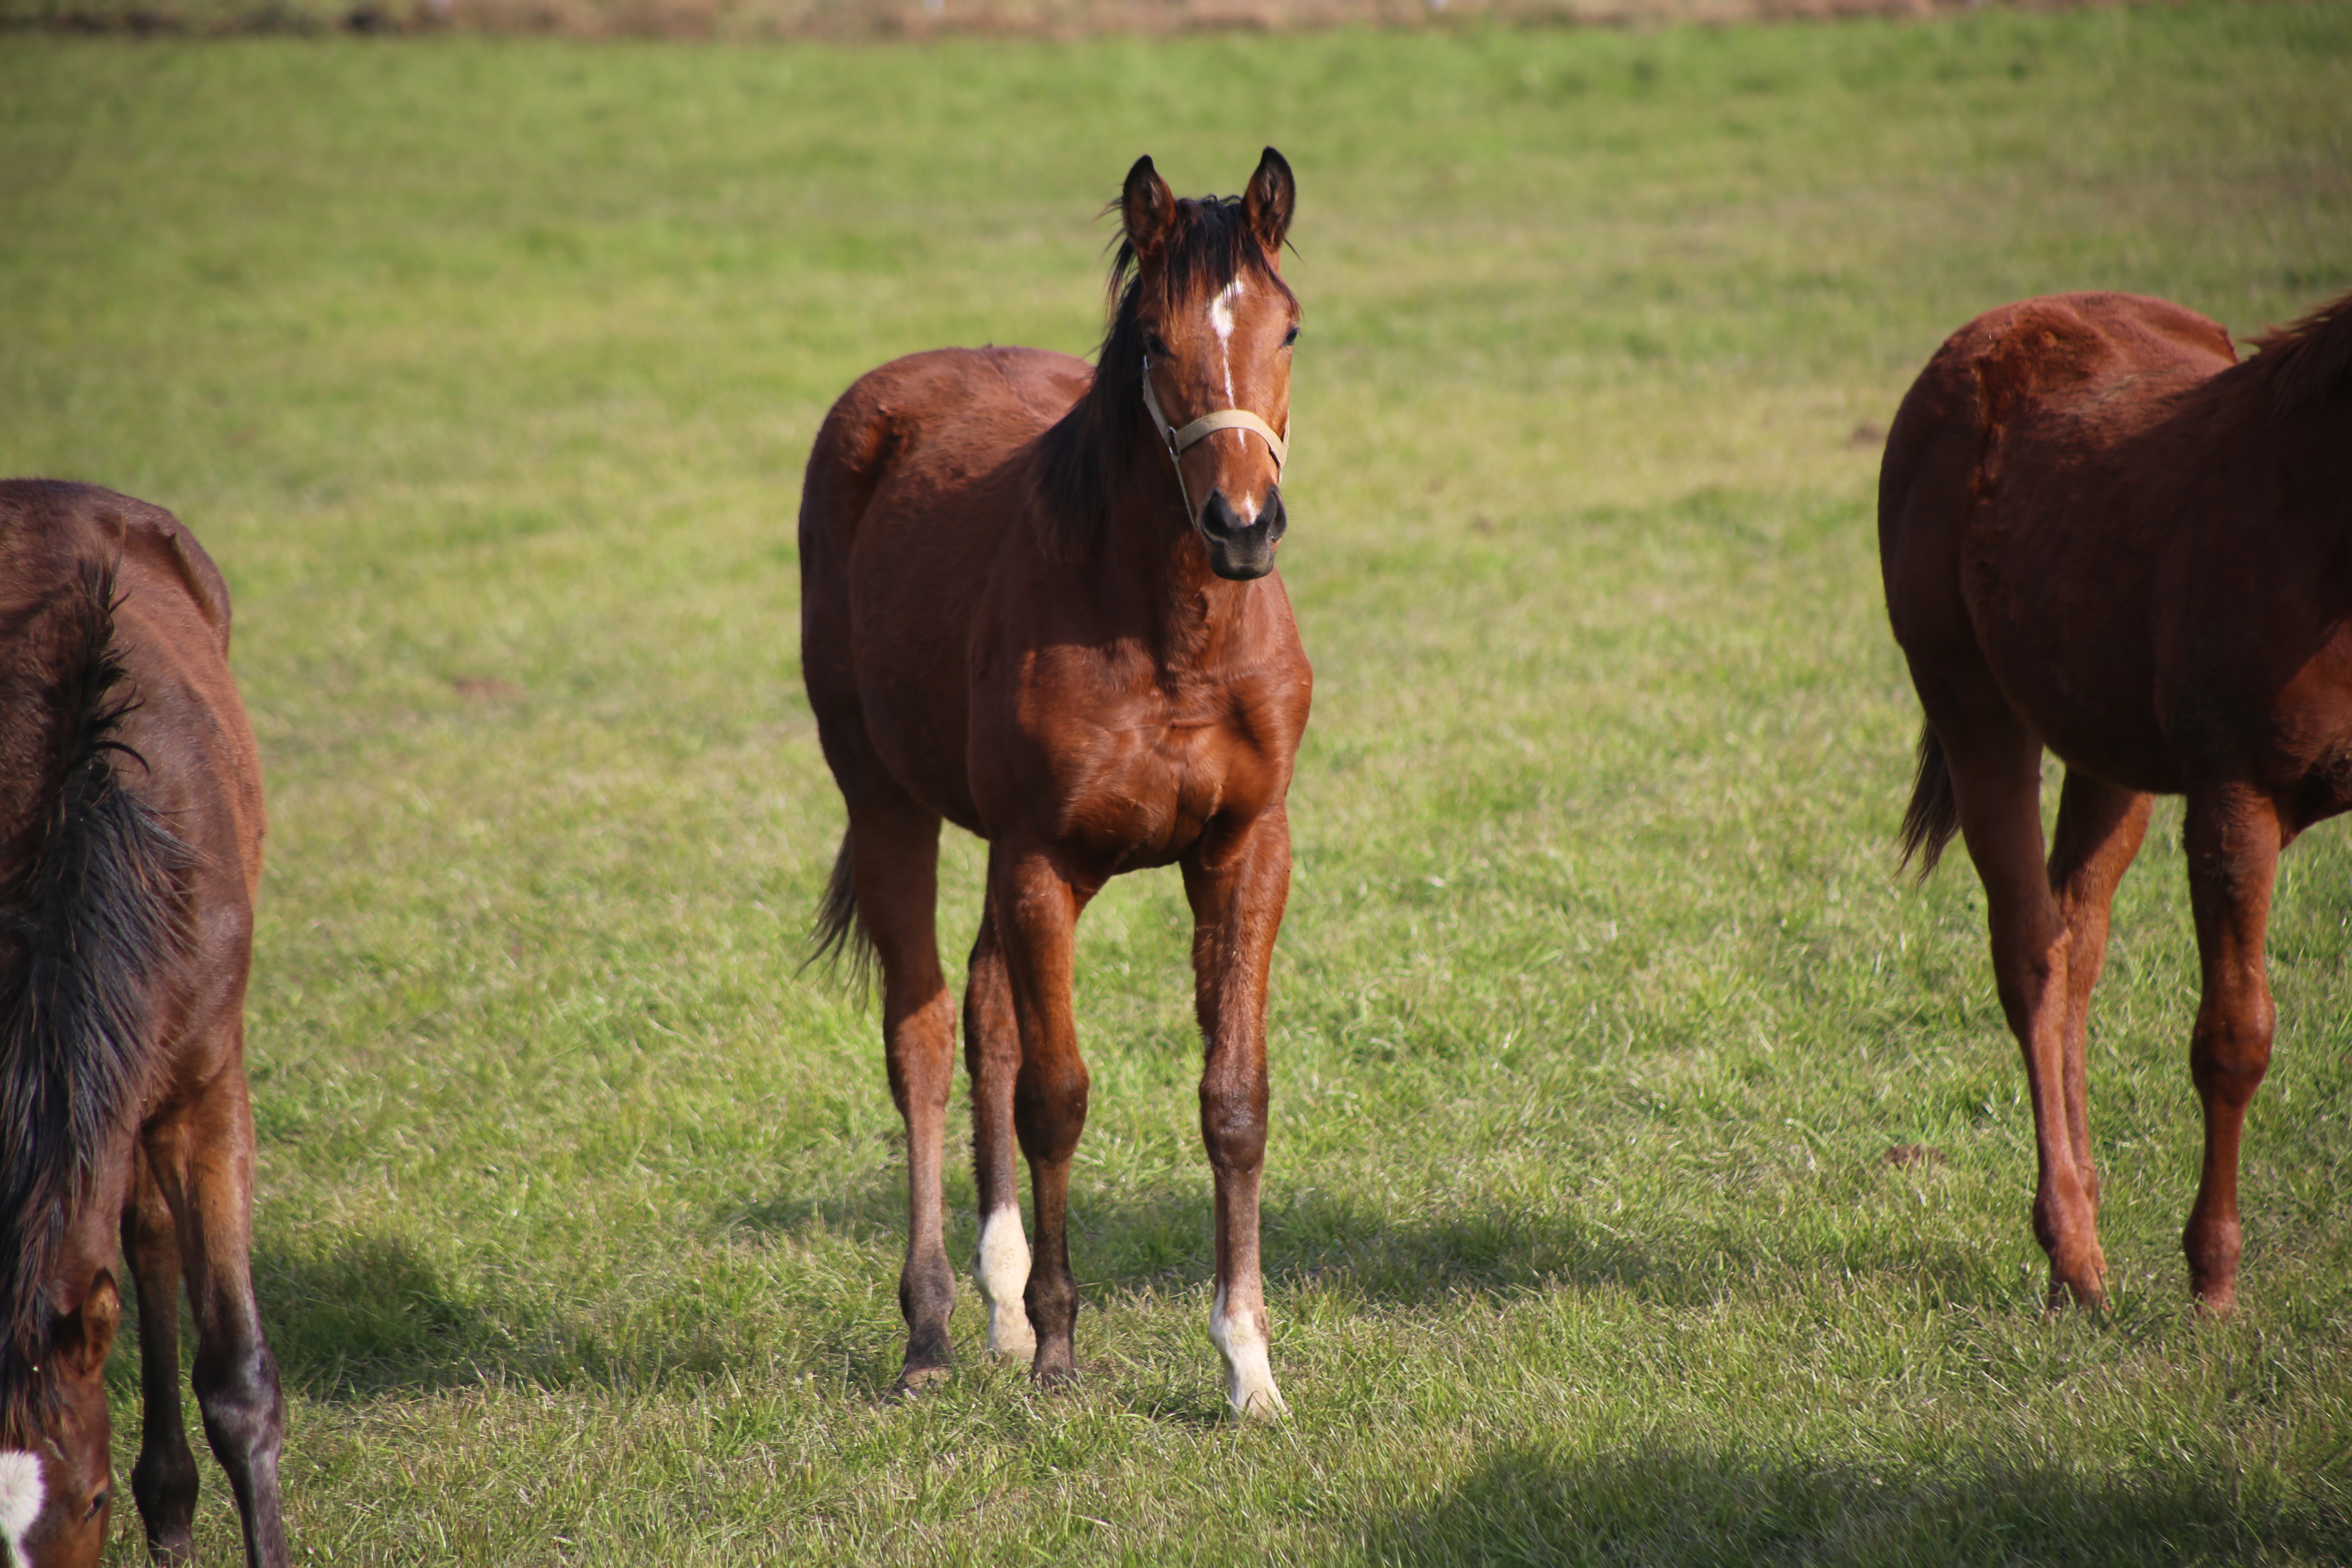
[[0, 1273, 119, 1568], [1121, 148, 1298, 581]]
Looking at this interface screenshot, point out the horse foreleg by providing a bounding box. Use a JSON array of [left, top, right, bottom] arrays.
[[845, 808, 960, 1392], [153, 1073, 289, 1568], [993, 846, 1090, 1388], [2181, 785, 2283, 1315], [963, 907, 1035, 1360], [1183, 810, 1290, 1418], [1937, 700, 2107, 1307], [120, 1146, 199, 1564], [2047, 773, 2154, 1216]]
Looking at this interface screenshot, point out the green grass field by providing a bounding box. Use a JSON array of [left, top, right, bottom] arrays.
[[4, 5, 2352, 1561]]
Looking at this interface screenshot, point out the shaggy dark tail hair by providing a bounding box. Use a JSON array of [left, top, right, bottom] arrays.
[[802, 831, 875, 995], [1897, 722, 1961, 878], [0, 565, 190, 1434]]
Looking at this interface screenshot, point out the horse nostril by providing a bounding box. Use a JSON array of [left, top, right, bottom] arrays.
[[1199, 489, 1247, 539], [1260, 486, 1286, 543]]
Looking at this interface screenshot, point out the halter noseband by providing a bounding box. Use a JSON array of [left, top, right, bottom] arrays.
[[1141, 358, 1290, 519]]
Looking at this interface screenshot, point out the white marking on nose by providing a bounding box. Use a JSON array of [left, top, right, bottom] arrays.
[[0, 1451, 43, 1568], [974, 1206, 1036, 1360], [1209, 1284, 1287, 1418]]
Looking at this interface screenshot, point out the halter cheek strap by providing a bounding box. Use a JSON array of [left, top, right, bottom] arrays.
[[1141, 359, 1290, 518]]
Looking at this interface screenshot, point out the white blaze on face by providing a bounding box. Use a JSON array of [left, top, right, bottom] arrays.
[[0, 1451, 42, 1568], [973, 1206, 1036, 1359], [1209, 1284, 1287, 1418], [1205, 278, 1263, 522]]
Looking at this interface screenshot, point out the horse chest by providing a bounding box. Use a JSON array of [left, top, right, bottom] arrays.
[[1054, 715, 1253, 863]]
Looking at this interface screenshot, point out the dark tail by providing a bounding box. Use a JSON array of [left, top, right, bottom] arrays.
[[801, 830, 875, 994], [0, 566, 190, 1420], [1896, 722, 1960, 878]]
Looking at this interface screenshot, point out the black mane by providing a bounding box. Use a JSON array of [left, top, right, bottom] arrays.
[[1029, 193, 1295, 560], [0, 561, 189, 1437], [2238, 287, 2352, 414]]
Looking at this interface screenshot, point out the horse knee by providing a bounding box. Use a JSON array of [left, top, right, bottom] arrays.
[[1199, 1089, 1267, 1175], [193, 1345, 284, 1465], [131, 1437, 199, 1547], [2190, 998, 2274, 1107]]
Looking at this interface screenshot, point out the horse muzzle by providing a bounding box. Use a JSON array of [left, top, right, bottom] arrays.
[[1198, 487, 1286, 581]]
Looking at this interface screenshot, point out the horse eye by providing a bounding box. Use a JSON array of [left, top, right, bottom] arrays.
[[85, 1488, 108, 1520], [1283, 324, 1300, 347], [1144, 332, 1169, 359]]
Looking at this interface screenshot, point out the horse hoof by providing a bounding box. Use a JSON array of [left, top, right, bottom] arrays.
[[1029, 1359, 1080, 1393], [892, 1364, 952, 1399], [2192, 1282, 2237, 1319], [2044, 1273, 2107, 1314]]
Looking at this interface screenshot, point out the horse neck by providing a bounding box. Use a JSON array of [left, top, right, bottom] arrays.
[[1101, 463, 1260, 670]]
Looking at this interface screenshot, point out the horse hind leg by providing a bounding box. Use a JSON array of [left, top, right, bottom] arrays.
[[121, 1145, 199, 1564], [147, 1062, 290, 1568], [963, 904, 1036, 1360], [1925, 679, 2108, 1307], [2045, 771, 2154, 1216], [832, 800, 962, 1390], [2179, 784, 2283, 1315]]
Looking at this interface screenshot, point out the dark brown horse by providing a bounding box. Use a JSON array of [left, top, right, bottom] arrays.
[[1882, 287, 2352, 1314], [0, 483, 287, 1565], [799, 150, 1309, 1414]]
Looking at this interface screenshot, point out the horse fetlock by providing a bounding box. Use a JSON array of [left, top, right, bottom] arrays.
[[1209, 1286, 1286, 1419], [973, 1207, 1037, 1359], [900, 1248, 957, 1330], [130, 1442, 199, 1552], [2185, 1211, 2243, 1307]]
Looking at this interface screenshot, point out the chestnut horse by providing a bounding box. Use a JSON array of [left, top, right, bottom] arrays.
[[0, 483, 286, 1565], [1882, 287, 2352, 1314], [799, 150, 1308, 1415]]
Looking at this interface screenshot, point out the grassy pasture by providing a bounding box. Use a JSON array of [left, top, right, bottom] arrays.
[[4, 4, 2352, 1561]]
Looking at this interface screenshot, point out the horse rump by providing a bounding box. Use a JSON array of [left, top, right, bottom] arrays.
[[0, 560, 190, 1399]]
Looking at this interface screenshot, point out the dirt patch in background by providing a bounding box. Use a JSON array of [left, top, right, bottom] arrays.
[[7, 0, 2118, 41]]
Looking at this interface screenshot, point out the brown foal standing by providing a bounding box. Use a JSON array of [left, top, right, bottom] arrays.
[[798, 150, 1310, 1414], [0, 482, 287, 1566], [1882, 288, 2352, 1314]]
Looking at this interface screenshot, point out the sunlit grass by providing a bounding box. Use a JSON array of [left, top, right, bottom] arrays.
[[2, 5, 2350, 1561]]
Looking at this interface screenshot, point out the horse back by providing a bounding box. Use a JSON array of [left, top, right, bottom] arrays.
[[800, 347, 1091, 831], [0, 481, 262, 1083]]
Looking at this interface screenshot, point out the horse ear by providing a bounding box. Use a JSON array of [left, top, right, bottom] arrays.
[[1121, 155, 1176, 263], [1242, 147, 1295, 260], [53, 1274, 119, 1381]]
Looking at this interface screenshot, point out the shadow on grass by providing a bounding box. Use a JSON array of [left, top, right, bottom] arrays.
[[1356, 1442, 2352, 1566], [726, 1171, 2007, 1314], [249, 1234, 620, 1404]]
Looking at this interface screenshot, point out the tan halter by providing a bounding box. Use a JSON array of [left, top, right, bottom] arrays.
[[1141, 358, 1290, 518]]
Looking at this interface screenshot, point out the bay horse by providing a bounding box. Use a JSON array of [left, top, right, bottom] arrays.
[[1881, 287, 2352, 1314], [0, 482, 287, 1565], [799, 149, 1308, 1415]]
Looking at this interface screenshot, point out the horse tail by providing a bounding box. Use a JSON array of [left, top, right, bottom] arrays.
[[802, 830, 875, 993], [1897, 722, 1961, 878], [0, 562, 189, 1412]]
